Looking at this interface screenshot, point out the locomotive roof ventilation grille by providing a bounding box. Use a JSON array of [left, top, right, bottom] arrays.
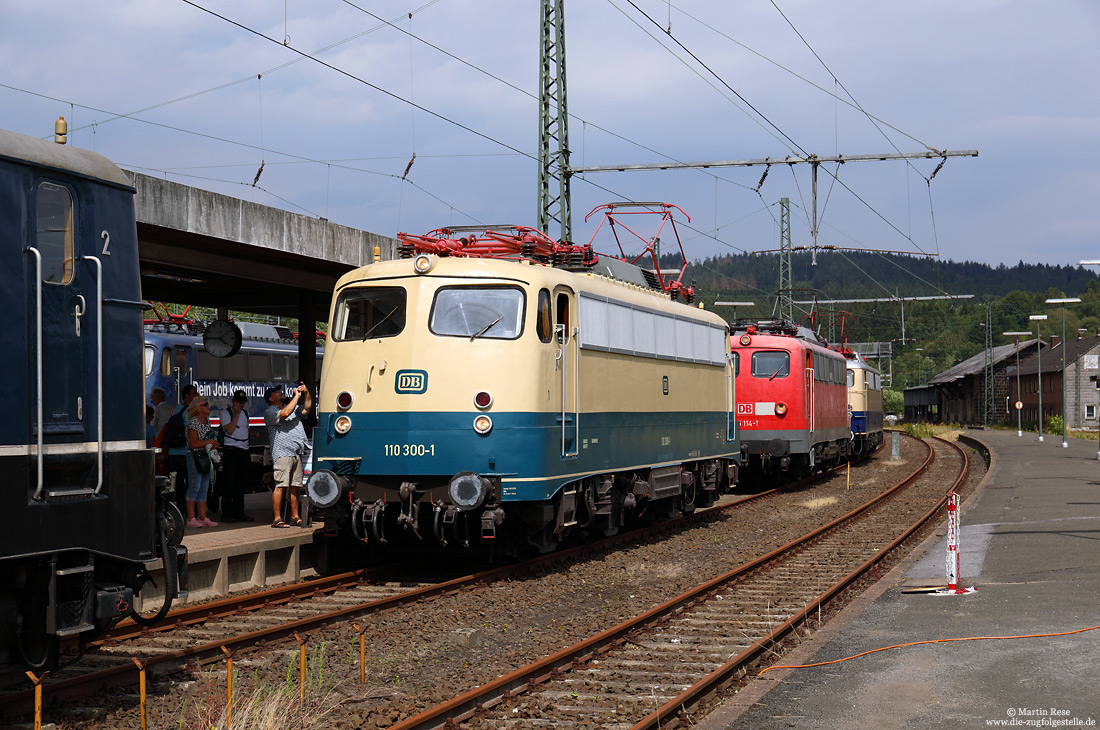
[[574, 257, 662, 291]]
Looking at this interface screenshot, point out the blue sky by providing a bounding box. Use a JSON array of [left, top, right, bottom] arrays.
[[3, 0, 1098, 271]]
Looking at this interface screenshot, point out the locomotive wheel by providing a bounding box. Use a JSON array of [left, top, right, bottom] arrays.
[[16, 567, 58, 671], [160, 501, 186, 548], [17, 629, 57, 673]]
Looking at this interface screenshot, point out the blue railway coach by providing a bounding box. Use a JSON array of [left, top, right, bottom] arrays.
[[0, 126, 186, 669], [309, 226, 740, 559]]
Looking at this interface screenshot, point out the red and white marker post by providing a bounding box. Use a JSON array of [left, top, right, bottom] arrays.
[[946, 491, 961, 591], [939, 490, 975, 595]]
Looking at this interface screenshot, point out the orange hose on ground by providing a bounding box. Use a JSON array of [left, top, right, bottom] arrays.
[[758, 625, 1100, 675]]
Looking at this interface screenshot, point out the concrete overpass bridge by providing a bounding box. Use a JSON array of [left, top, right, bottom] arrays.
[[128, 171, 400, 389], [129, 171, 398, 319]]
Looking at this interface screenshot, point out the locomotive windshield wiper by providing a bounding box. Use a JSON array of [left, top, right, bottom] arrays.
[[362, 306, 400, 340], [470, 314, 503, 341], [768, 365, 785, 381]]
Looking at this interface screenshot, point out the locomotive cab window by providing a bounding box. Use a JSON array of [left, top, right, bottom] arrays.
[[536, 289, 553, 343], [430, 286, 525, 340], [752, 351, 789, 379], [144, 345, 157, 376], [847, 369, 856, 388], [36, 181, 75, 285], [333, 287, 406, 341]]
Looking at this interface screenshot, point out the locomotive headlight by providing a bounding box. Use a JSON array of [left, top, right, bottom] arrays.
[[739, 334, 751, 346], [449, 471, 490, 511], [473, 390, 493, 409], [473, 414, 493, 434], [775, 402, 788, 416], [334, 415, 353, 434], [413, 254, 435, 274], [337, 391, 353, 410]]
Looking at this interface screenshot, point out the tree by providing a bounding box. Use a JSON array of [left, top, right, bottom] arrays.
[[883, 389, 903, 415]]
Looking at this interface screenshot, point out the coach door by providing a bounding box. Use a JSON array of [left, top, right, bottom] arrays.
[[555, 288, 579, 458], [26, 179, 104, 499], [805, 351, 815, 434], [727, 349, 738, 441], [29, 181, 87, 440]]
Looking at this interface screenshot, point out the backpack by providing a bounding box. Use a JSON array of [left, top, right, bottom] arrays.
[[161, 408, 187, 448]]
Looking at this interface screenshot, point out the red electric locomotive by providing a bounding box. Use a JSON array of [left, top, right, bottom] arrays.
[[731, 320, 852, 479]]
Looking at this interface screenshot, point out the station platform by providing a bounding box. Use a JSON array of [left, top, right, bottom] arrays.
[[700, 430, 1100, 729], [135, 491, 325, 611]]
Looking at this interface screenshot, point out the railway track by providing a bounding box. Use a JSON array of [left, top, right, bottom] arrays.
[[0, 475, 787, 721], [386, 436, 965, 730], [0, 437, 930, 726]]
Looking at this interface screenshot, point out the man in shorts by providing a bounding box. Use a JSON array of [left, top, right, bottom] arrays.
[[263, 383, 311, 527]]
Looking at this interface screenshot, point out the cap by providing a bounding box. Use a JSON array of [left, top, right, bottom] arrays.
[[232, 390, 248, 402], [264, 387, 284, 401]]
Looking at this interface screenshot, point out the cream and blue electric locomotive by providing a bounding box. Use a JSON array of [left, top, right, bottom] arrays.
[[309, 221, 740, 558], [1, 124, 186, 669], [844, 350, 884, 456]]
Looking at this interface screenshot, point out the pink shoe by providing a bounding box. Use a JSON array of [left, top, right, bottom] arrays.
[[186, 518, 204, 528], [201, 517, 219, 527]]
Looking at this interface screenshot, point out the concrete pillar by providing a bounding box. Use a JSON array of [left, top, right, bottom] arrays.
[[298, 293, 317, 394]]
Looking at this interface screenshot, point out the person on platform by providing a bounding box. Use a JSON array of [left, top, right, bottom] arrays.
[[264, 383, 311, 528], [185, 397, 220, 528], [145, 405, 156, 446], [218, 390, 255, 523], [166, 384, 198, 510], [150, 387, 173, 437]]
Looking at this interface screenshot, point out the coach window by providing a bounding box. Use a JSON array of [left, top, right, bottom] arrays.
[[752, 351, 789, 379], [536, 289, 553, 343], [271, 354, 291, 381], [36, 181, 74, 285], [248, 353, 271, 381], [196, 350, 221, 380], [333, 287, 406, 340], [223, 353, 246, 381]]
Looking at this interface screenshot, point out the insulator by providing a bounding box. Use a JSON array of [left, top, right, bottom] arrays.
[[398, 243, 416, 259]]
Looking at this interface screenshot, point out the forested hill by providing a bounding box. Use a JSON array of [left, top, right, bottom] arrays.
[[676, 250, 1100, 390], [683, 251, 1097, 305]]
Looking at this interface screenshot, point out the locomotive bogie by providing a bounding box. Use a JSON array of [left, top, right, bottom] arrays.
[[314, 255, 740, 556]]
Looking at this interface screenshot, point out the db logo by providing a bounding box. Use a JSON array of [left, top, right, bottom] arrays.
[[395, 370, 428, 394], [736, 403, 754, 415]]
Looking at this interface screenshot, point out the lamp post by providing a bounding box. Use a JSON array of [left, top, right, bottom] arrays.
[[1030, 314, 1048, 442], [1045, 297, 1082, 448], [1079, 259, 1100, 459], [1004, 331, 1030, 436]]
